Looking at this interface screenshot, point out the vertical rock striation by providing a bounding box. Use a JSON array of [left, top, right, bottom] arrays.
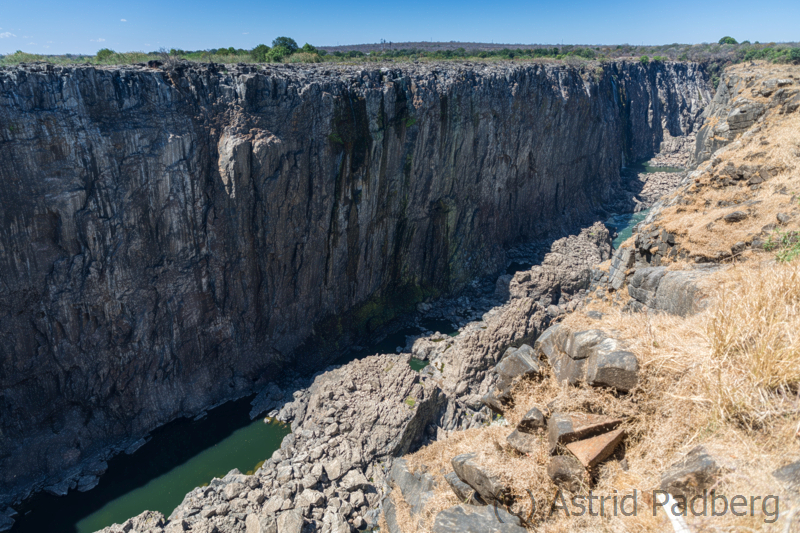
[[0, 60, 708, 504]]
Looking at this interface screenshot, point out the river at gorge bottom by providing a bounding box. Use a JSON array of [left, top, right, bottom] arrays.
[[9, 318, 456, 533]]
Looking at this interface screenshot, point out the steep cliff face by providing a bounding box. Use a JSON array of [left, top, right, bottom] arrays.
[[692, 63, 800, 165], [0, 60, 708, 504]]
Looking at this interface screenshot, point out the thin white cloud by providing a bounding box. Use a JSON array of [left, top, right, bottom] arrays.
[[121, 19, 127, 22], [22, 35, 32, 39], [91, 38, 106, 42], [0, 32, 16, 38], [27, 42, 35, 45], [243, 32, 249, 35]]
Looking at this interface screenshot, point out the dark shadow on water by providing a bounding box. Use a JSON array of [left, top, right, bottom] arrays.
[[10, 397, 289, 533], [335, 317, 457, 366]]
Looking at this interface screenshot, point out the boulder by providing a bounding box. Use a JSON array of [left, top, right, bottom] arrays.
[[564, 330, 607, 360], [608, 247, 635, 290], [381, 496, 403, 533], [548, 351, 587, 386], [245, 513, 277, 533], [723, 211, 748, 223], [516, 407, 546, 433], [276, 509, 304, 533], [546, 456, 586, 493], [627, 267, 668, 308], [295, 489, 326, 508], [772, 460, 800, 491], [659, 446, 724, 499], [432, 504, 525, 533], [565, 428, 626, 468], [264, 495, 284, 514], [389, 459, 437, 515], [653, 270, 713, 317], [340, 469, 372, 492], [223, 482, 246, 500], [628, 267, 714, 317], [494, 344, 541, 392], [444, 472, 485, 505], [547, 413, 621, 454], [533, 324, 567, 363], [323, 458, 343, 481], [451, 453, 510, 504], [505, 429, 538, 454], [585, 349, 639, 392]]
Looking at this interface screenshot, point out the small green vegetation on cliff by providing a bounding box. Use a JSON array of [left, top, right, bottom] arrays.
[[764, 230, 800, 262]]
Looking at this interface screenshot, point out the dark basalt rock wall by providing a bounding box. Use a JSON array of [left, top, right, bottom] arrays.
[[0, 60, 708, 504]]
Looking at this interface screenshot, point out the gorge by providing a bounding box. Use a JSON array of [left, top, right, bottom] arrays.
[[0, 60, 710, 527]]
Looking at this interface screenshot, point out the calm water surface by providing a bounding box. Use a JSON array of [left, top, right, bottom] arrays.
[[11, 398, 289, 533]]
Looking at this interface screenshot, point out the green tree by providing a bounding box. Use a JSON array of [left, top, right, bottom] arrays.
[[268, 45, 293, 62], [639, 55, 649, 64], [719, 36, 738, 45], [251, 44, 270, 62], [791, 48, 800, 64], [96, 48, 115, 61], [271, 37, 298, 53], [300, 43, 318, 54]]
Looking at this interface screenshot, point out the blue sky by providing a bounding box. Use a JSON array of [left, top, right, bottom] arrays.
[[1, 0, 798, 55]]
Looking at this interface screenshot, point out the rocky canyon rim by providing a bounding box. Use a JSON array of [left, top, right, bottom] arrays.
[[0, 59, 710, 531]]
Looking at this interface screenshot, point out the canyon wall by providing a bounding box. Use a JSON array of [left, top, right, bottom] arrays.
[[0, 60, 709, 504]]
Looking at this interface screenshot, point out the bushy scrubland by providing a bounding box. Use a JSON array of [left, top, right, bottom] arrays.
[[3, 37, 799, 85]]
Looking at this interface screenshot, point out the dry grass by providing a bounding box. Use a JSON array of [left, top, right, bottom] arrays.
[[654, 78, 800, 261], [400, 261, 800, 532]]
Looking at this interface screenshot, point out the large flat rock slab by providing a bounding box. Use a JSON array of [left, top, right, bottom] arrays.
[[432, 504, 525, 533], [566, 428, 626, 468], [547, 413, 622, 454], [451, 453, 510, 504]]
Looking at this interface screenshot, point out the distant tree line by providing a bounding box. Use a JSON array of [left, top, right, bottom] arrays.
[[2, 36, 799, 83]]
